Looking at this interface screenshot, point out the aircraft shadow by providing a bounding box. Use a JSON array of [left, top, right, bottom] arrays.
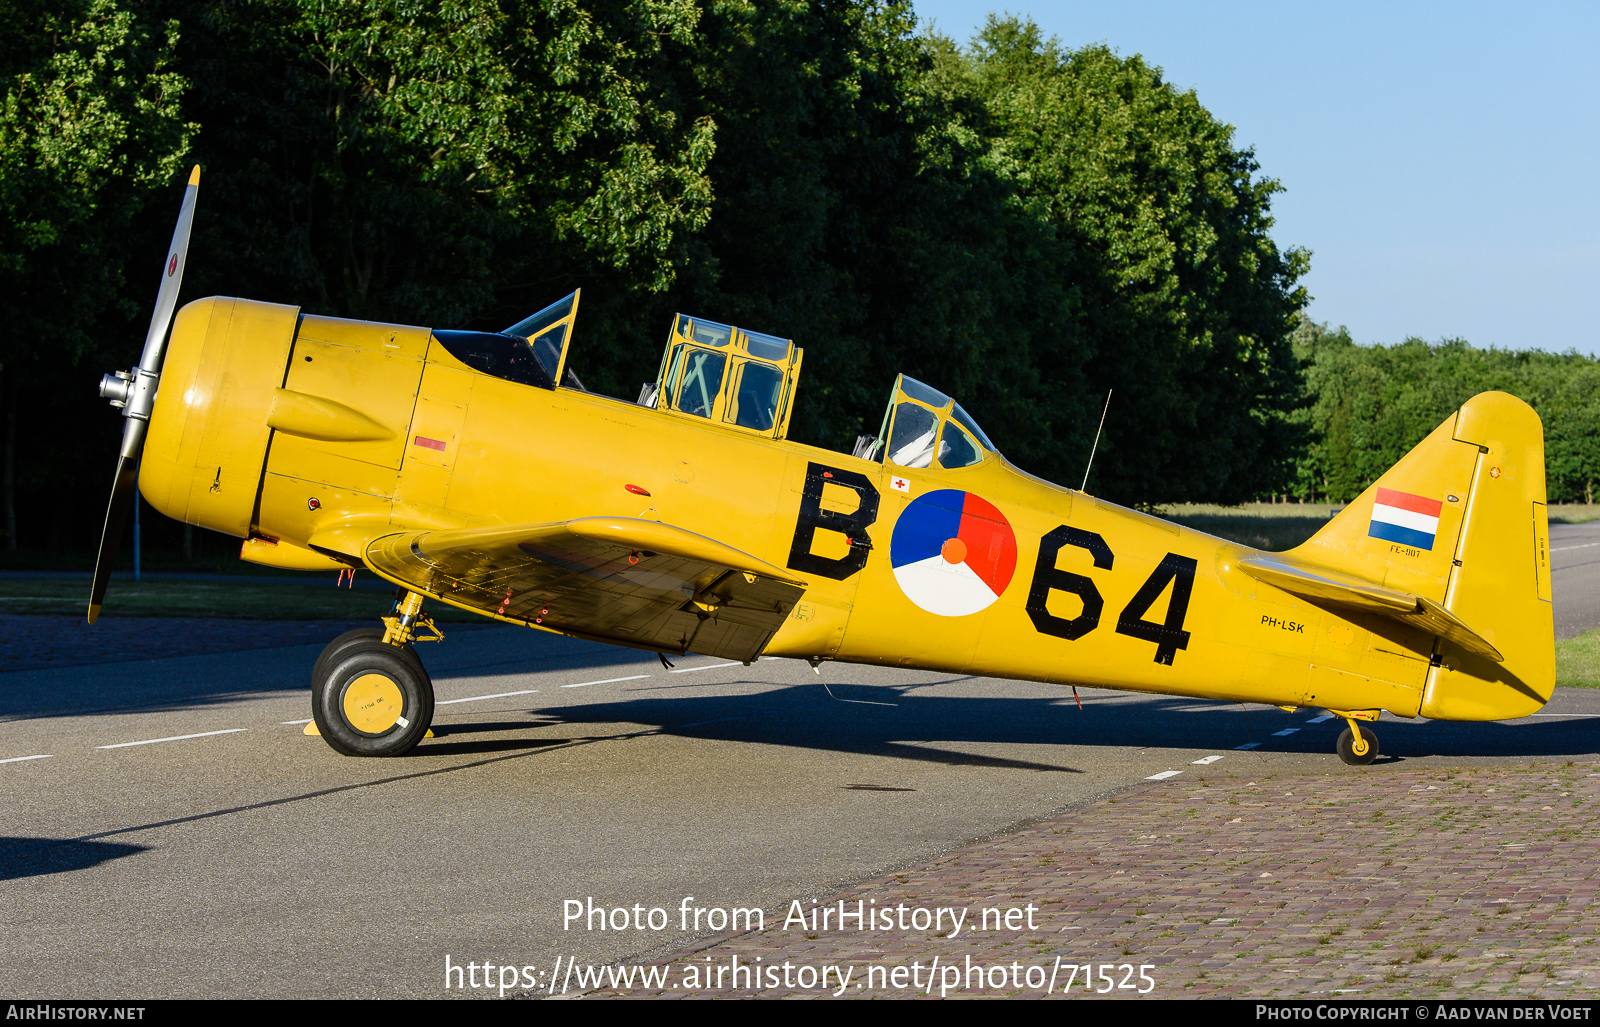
[[9, 626, 1597, 766], [0, 629, 655, 723], [411, 736, 567, 757], [0, 837, 148, 881], [423, 683, 1600, 764]]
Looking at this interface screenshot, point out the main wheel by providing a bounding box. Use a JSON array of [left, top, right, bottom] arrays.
[[311, 640, 435, 757], [1336, 725, 1379, 766], [312, 627, 424, 688]]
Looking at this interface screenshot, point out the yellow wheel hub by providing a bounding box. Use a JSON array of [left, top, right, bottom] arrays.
[[344, 673, 404, 734]]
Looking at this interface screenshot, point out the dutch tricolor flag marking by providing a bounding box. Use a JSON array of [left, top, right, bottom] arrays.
[[1368, 487, 1443, 550]]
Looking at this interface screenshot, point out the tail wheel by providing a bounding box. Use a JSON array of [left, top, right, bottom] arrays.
[[312, 640, 434, 757], [1336, 725, 1379, 766]]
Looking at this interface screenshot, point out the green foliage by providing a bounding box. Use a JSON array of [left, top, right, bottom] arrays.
[[5, 4, 1318, 553], [0, 0, 192, 362], [1292, 319, 1600, 503], [941, 16, 1309, 502], [666, 0, 1037, 453], [0, 0, 192, 553], [174, 0, 716, 326], [168, 4, 1308, 497]]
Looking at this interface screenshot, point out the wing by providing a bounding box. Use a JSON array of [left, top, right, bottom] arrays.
[[1238, 554, 1503, 662], [364, 517, 806, 663]]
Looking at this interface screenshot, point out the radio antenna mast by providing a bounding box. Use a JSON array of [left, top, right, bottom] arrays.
[[1080, 389, 1112, 492]]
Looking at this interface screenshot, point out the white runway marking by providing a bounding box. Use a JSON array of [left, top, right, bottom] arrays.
[[281, 719, 312, 725], [1551, 542, 1600, 552], [1307, 715, 1333, 723], [668, 662, 743, 674], [437, 688, 540, 706], [1191, 755, 1225, 765], [1234, 742, 1263, 750], [560, 675, 650, 689], [1, 754, 53, 764], [1146, 770, 1182, 780], [1272, 728, 1301, 736], [97, 729, 246, 749]]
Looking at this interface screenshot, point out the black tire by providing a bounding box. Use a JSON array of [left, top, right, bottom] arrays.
[[1336, 725, 1379, 766], [311, 640, 435, 757], [312, 627, 424, 688]]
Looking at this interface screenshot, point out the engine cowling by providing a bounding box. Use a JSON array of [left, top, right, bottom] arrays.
[[139, 297, 300, 537]]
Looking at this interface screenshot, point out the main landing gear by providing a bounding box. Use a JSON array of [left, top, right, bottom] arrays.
[[310, 590, 443, 757]]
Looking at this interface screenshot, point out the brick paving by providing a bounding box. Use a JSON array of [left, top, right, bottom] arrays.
[[595, 763, 1600, 999]]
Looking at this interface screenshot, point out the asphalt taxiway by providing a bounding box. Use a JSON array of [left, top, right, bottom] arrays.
[[2, 523, 1598, 997], [1552, 516, 1600, 638], [2, 615, 1596, 998]]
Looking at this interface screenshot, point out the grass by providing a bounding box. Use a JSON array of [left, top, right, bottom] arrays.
[[1156, 501, 1600, 552], [1159, 502, 1340, 552], [1548, 504, 1600, 524], [0, 577, 485, 621], [1554, 627, 1600, 689]]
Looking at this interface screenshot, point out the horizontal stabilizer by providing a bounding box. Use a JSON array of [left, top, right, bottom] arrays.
[[1238, 555, 1503, 663]]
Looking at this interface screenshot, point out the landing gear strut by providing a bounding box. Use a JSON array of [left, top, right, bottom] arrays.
[[309, 591, 441, 757]]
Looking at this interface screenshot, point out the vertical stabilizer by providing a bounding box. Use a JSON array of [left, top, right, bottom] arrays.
[[1288, 391, 1553, 720], [1425, 393, 1553, 718]]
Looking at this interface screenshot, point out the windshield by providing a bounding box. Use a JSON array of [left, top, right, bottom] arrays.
[[504, 292, 575, 339]]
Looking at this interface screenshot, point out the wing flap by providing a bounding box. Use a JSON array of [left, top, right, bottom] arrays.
[[364, 517, 805, 663], [1238, 554, 1503, 663]]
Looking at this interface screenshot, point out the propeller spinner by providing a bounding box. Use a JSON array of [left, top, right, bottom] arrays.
[[88, 165, 201, 623]]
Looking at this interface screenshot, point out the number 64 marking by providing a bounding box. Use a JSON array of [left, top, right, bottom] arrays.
[[1024, 526, 1196, 665]]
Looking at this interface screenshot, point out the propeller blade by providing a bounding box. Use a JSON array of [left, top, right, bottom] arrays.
[[87, 450, 140, 624], [87, 165, 201, 624], [139, 165, 201, 374]]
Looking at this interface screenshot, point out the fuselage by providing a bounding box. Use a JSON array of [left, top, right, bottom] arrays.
[[454, 379, 1427, 716], [138, 298, 1486, 722]]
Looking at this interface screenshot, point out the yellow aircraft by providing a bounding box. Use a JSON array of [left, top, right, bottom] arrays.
[[90, 170, 1554, 765]]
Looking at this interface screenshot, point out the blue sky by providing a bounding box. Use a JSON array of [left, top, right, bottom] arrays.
[[912, 1, 1600, 354]]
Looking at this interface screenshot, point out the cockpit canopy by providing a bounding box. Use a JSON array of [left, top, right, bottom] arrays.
[[855, 374, 996, 469], [433, 292, 993, 469], [644, 314, 803, 438]]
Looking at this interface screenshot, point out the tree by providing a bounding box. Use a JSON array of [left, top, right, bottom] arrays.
[[1292, 321, 1600, 503], [170, 0, 716, 330], [657, 0, 1036, 450], [0, 0, 191, 546], [936, 16, 1309, 503], [10, 1, 1326, 560]]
